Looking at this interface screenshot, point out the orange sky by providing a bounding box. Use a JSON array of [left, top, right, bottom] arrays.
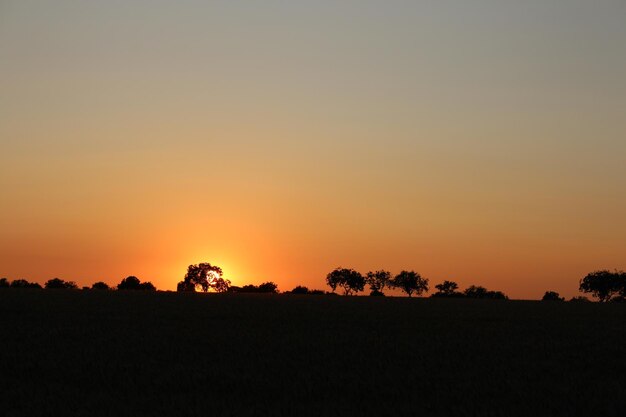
[[1, 1, 625, 299]]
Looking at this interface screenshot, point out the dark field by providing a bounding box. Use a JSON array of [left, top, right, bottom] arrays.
[[1, 290, 625, 416]]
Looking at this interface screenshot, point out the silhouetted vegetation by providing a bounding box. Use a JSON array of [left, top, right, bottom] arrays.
[[91, 281, 110, 290], [177, 263, 230, 293], [0, 278, 9, 288], [229, 282, 279, 293], [117, 276, 156, 291], [390, 270, 429, 297], [45, 278, 78, 289], [258, 281, 278, 293], [569, 296, 590, 303], [289, 285, 310, 294], [542, 291, 564, 301], [579, 270, 626, 302], [432, 280, 465, 298], [9, 279, 42, 289], [326, 268, 365, 295], [464, 285, 508, 300], [365, 270, 391, 296]]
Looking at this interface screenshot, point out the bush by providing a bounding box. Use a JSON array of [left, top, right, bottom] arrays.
[[91, 282, 110, 290], [117, 276, 156, 291], [258, 282, 278, 293], [10, 279, 42, 289], [542, 291, 564, 301], [45, 278, 78, 290], [291, 286, 309, 295]]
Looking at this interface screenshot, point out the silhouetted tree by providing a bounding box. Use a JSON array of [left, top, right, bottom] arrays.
[[178, 263, 230, 293], [258, 282, 278, 293], [366, 270, 391, 296], [117, 276, 156, 291], [391, 270, 429, 297], [484, 290, 508, 300], [91, 281, 110, 290], [10, 279, 41, 289], [432, 280, 464, 298], [212, 277, 230, 293], [569, 296, 590, 303], [579, 270, 624, 302], [463, 285, 508, 300], [117, 276, 141, 290], [45, 278, 78, 289], [326, 268, 365, 295], [464, 285, 488, 298], [542, 291, 564, 301], [240, 284, 259, 293], [139, 282, 156, 291], [291, 285, 309, 294], [310, 289, 326, 295], [0, 278, 9, 288], [177, 280, 195, 292]]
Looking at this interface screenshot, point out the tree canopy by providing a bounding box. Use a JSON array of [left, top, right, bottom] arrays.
[[117, 276, 156, 291], [326, 268, 365, 295], [390, 271, 429, 297], [542, 291, 564, 301], [91, 281, 110, 290], [432, 281, 464, 298], [579, 270, 625, 302], [45, 278, 78, 289], [9, 279, 42, 289], [463, 285, 508, 300], [177, 263, 230, 293], [365, 270, 392, 296]]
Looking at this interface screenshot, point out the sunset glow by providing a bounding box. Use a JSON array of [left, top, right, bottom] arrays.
[[1, 1, 625, 299]]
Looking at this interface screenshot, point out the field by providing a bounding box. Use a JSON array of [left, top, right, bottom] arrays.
[[1, 290, 625, 416]]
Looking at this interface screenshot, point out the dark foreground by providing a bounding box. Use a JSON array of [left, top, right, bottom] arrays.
[[1, 290, 624, 417]]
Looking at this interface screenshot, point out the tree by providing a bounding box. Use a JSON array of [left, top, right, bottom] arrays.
[[463, 285, 508, 300], [139, 282, 156, 291], [177, 263, 230, 293], [290, 285, 309, 294], [10, 279, 41, 289], [391, 270, 429, 297], [433, 280, 463, 297], [326, 268, 365, 295], [542, 291, 564, 301], [258, 282, 278, 293], [464, 285, 488, 298], [484, 291, 508, 300], [0, 278, 9, 288], [45, 278, 78, 289], [579, 270, 624, 302], [569, 296, 590, 303], [117, 276, 156, 291], [91, 281, 110, 290], [365, 270, 391, 296]]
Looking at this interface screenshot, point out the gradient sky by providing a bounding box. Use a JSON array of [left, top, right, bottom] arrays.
[[1, 0, 625, 299]]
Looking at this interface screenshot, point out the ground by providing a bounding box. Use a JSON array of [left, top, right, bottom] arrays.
[[1, 290, 624, 416]]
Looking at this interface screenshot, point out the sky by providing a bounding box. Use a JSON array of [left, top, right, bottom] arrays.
[[1, 0, 625, 299]]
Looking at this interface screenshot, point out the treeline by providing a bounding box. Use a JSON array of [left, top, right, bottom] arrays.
[[2, 267, 625, 303], [324, 268, 507, 299], [0, 276, 156, 291]]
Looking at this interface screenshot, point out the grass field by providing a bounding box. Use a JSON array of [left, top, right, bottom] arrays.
[[1, 290, 624, 416]]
